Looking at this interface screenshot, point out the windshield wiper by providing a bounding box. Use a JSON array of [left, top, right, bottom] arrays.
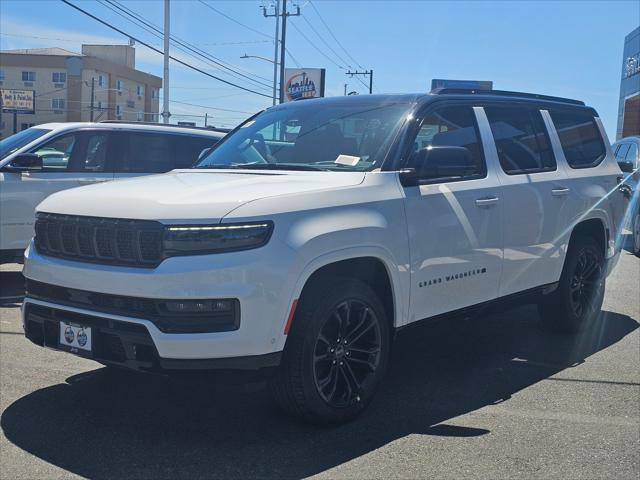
[[195, 163, 329, 171]]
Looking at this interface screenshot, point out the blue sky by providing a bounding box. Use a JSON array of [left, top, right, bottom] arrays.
[[0, 0, 638, 138]]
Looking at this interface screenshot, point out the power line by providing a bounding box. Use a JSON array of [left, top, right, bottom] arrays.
[[300, 14, 351, 68], [168, 99, 253, 115], [106, 0, 272, 82], [308, 0, 363, 69], [197, 0, 272, 39], [100, 0, 273, 89], [289, 20, 345, 69], [59, 0, 272, 98]]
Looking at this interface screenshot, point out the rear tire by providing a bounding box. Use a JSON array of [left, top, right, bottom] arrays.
[[538, 236, 605, 333], [269, 276, 390, 425]]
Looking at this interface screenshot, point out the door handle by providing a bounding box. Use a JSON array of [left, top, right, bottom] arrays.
[[475, 196, 499, 207], [551, 187, 570, 197]]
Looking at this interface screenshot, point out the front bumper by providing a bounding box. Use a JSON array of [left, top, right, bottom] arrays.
[[22, 237, 300, 361], [23, 300, 281, 373]]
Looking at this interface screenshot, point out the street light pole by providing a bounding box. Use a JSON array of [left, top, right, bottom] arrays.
[[271, 1, 280, 106], [162, 0, 170, 124]]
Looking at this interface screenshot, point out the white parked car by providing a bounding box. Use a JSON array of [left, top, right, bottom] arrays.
[[22, 91, 626, 424], [0, 122, 226, 263], [611, 136, 640, 256]]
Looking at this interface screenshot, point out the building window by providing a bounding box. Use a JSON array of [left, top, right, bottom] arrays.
[[98, 75, 104, 87], [0, 70, 5, 81], [137, 111, 144, 121], [116, 104, 122, 119], [151, 89, 157, 99], [22, 71, 36, 82], [116, 80, 123, 93], [21, 123, 35, 131], [52, 72, 66, 83], [97, 100, 102, 110], [52, 98, 65, 110], [137, 85, 144, 97]]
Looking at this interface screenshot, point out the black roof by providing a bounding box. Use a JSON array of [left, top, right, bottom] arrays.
[[269, 89, 591, 112]]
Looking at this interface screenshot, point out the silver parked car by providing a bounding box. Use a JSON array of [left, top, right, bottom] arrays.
[[612, 136, 640, 256]]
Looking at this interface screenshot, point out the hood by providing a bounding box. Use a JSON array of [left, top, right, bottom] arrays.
[[37, 170, 366, 222]]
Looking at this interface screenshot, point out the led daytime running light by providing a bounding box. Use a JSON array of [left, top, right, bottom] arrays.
[[167, 223, 270, 232]]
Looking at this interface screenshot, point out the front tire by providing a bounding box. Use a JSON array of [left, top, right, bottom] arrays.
[[538, 236, 605, 333], [269, 276, 390, 425]]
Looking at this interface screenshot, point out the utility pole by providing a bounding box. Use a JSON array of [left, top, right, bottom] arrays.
[[344, 83, 347, 96], [162, 0, 170, 124], [262, 1, 300, 104], [204, 112, 208, 127], [89, 77, 95, 122], [345, 69, 374, 94]]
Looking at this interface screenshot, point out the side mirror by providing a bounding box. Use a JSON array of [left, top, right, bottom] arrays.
[[400, 146, 474, 186], [618, 161, 634, 173], [8, 153, 43, 171]]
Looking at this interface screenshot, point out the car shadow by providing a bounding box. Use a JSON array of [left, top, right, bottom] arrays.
[[1, 306, 638, 479]]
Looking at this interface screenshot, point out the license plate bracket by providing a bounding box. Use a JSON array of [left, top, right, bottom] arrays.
[[59, 322, 93, 352]]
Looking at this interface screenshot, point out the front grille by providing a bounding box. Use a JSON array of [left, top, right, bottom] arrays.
[[35, 213, 165, 268]]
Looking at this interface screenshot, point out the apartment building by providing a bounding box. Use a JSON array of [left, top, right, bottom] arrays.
[[0, 44, 162, 138]]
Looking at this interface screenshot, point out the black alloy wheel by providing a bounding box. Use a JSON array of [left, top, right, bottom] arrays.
[[568, 248, 603, 319], [312, 299, 382, 408]]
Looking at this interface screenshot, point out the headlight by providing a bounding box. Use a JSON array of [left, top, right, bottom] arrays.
[[163, 221, 273, 256]]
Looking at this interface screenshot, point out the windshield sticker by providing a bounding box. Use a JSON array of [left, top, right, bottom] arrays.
[[335, 154, 361, 166]]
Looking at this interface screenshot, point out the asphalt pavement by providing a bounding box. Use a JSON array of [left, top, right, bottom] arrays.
[[0, 241, 638, 479]]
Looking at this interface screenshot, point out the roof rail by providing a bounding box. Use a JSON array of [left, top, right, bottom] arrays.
[[430, 88, 585, 106], [98, 120, 231, 133]]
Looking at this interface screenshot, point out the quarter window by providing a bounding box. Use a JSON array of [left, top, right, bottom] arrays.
[[549, 109, 606, 169], [485, 105, 556, 175], [408, 105, 486, 182]]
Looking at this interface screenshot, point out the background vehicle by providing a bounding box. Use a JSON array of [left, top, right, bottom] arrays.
[[22, 91, 626, 424], [0, 122, 226, 263], [612, 136, 640, 256]]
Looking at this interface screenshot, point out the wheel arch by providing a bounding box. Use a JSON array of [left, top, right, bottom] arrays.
[[568, 217, 608, 259]]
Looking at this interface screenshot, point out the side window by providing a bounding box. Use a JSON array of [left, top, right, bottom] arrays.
[[485, 105, 556, 175], [615, 143, 630, 162], [408, 105, 487, 182], [76, 134, 109, 172], [119, 133, 172, 173], [625, 143, 638, 165], [29, 134, 77, 170], [171, 135, 219, 169], [549, 109, 606, 169]]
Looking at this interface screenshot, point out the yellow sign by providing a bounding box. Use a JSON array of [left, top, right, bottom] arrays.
[[1, 89, 35, 113]]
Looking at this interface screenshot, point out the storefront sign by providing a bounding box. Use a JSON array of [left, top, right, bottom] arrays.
[[282, 68, 326, 103], [624, 54, 640, 79], [1, 89, 35, 114]]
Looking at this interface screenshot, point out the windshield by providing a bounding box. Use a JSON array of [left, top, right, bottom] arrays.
[[196, 101, 412, 172], [0, 128, 51, 160]]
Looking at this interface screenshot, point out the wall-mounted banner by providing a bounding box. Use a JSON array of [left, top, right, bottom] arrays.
[[1, 89, 35, 114], [282, 68, 326, 103]]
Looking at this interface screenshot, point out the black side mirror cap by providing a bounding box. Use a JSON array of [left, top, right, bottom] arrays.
[[618, 161, 634, 173], [7, 153, 43, 171], [399, 168, 419, 187]]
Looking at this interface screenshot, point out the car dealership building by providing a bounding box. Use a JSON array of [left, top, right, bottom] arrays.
[[617, 26, 640, 140]]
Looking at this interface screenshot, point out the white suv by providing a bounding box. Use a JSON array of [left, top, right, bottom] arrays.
[[22, 90, 626, 424], [0, 122, 225, 263]]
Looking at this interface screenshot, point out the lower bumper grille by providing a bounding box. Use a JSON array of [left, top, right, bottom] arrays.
[[24, 303, 159, 368]]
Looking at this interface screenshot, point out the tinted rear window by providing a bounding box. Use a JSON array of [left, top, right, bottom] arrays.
[[484, 105, 556, 175], [549, 109, 606, 169]]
